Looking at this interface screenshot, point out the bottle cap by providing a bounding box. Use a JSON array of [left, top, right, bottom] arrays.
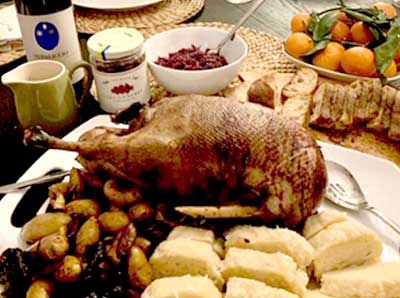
[[87, 27, 144, 61]]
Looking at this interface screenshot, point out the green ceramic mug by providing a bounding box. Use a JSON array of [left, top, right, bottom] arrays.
[[1, 60, 93, 135]]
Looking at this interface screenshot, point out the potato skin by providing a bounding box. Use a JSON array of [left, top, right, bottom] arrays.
[[128, 246, 153, 290], [75, 217, 101, 255], [54, 255, 82, 283], [38, 231, 69, 262], [65, 199, 101, 219], [21, 213, 72, 244], [26, 279, 54, 298], [98, 211, 130, 233]]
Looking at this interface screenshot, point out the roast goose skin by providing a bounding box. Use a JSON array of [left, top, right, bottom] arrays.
[[24, 95, 327, 226]]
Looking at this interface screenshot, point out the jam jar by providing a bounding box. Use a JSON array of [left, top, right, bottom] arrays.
[[87, 27, 151, 113]]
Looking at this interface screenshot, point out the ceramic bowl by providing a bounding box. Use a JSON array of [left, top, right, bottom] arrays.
[[283, 45, 400, 89], [144, 27, 248, 95]]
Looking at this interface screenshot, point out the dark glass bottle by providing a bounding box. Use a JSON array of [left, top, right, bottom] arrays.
[[14, 0, 83, 84]]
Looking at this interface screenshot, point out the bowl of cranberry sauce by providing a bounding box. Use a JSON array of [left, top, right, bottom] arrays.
[[145, 27, 248, 95]]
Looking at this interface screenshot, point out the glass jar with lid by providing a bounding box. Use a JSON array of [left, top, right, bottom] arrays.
[[87, 27, 151, 113]]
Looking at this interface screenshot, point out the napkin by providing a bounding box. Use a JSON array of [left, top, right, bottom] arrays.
[[0, 5, 23, 53]]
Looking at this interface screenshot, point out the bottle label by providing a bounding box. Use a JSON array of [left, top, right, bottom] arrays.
[[17, 7, 83, 83], [93, 61, 151, 113]]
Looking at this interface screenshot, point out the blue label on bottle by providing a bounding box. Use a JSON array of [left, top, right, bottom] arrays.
[[34, 22, 59, 51]]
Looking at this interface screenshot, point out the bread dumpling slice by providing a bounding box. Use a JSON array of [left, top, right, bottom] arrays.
[[149, 239, 224, 289], [167, 226, 215, 244], [141, 275, 222, 298], [321, 262, 400, 298], [309, 219, 383, 279], [221, 247, 308, 297], [281, 95, 312, 127], [283, 68, 318, 98], [388, 91, 400, 140], [225, 277, 300, 298], [225, 225, 314, 269], [302, 210, 347, 239]]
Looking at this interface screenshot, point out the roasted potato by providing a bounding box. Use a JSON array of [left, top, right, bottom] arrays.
[[104, 179, 142, 207], [26, 279, 54, 298], [48, 182, 73, 210], [38, 229, 69, 262], [98, 211, 130, 233], [128, 202, 154, 222], [69, 167, 85, 193], [21, 213, 72, 244], [107, 232, 123, 265], [65, 199, 101, 219], [75, 217, 101, 255], [133, 237, 152, 256], [128, 246, 153, 290], [118, 223, 137, 255], [54, 255, 82, 283]]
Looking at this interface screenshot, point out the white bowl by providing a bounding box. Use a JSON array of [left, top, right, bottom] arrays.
[[283, 45, 400, 89], [144, 27, 248, 95]]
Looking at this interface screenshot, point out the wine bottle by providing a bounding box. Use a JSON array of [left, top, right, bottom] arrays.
[[14, 0, 83, 83]]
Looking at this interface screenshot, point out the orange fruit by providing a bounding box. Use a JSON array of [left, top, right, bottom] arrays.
[[341, 46, 376, 77], [285, 32, 314, 58], [331, 21, 350, 42], [337, 11, 353, 26], [383, 60, 398, 77], [350, 21, 374, 44], [291, 12, 312, 33], [312, 42, 345, 71], [374, 2, 397, 19]]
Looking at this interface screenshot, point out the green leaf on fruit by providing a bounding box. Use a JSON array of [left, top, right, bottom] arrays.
[[374, 20, 400, 74], [302, 39, 331, 57], [312, 12, 338, 41]]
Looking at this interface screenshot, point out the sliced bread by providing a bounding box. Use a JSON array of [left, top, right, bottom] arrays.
[[309, 83, 334, 127], [141, 275, 222, 298], [225, 277, 300, 298], [283, 68, 318, 98], [221, 247, 308, 297], [321, 262, 400, 298], [309, 219, 383, 279], [225, 225, 314, 269], [382, 85, 398, 130], [388, 91, 400, 140], [149, 239, 224, 289], [167, 226, 215, 244], [302, 210, 347, 239], [281, 95, 313, 126]]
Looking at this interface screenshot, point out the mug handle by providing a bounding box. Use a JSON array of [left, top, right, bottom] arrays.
[[68, 61, 93, 108]]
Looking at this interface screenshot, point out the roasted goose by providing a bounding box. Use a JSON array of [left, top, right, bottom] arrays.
[[24, 95, 327, 226]]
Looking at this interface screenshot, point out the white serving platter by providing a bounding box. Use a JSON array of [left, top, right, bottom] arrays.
[[0, 115, 399, 261], [72, 0, 163, 11], [282, 46, 400, 89]]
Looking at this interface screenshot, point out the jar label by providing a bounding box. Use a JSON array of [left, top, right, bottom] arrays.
[[93, 61, 151, 113], [17, 7, 83, 83]]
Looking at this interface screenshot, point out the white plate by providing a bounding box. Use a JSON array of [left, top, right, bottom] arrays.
[[283, 46, 400, 89], [72, 0, 163, 11], [0, 115, 399, 261]]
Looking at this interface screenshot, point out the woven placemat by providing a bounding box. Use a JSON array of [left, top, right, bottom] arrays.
[[0, 49, 25, 66], [139, 22, 296, 101], [75, 0, 205, 34]]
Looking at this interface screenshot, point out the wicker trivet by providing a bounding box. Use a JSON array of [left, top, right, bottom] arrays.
[[75, 0, 205, 34]]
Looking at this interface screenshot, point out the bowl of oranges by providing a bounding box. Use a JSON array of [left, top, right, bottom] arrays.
[[284, 1, 400, 85]]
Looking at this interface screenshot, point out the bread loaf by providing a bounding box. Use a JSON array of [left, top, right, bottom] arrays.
[[221, 247, 308, 296], [149, 239, 224, 289], [388, 91, 400, 140], [302, 210, 347, 239], [141, 275, 222, 298], [225, 225, 314, 269], [309, 219, 383, 279], [309, 83, 335, 127], [283, 68, 318, 98], [321, 262, 400, 298], [225, 277, 300, 298], [353, 80, 373, 123], [281, 95, 312, 126]]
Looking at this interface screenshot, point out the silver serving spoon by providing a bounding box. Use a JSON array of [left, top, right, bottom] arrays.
[[214, 0, 266, 53], [325, 160, 400, 236]]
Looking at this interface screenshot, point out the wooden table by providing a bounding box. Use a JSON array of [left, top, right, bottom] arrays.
[[0, 0, 390, 187]]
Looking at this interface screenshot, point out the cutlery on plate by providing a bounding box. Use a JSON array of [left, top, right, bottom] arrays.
[[325, 160, 400, 236], [214, 0, 266, 53], [0, 170, 70, 194]]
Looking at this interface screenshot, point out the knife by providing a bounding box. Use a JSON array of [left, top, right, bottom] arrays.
[[0, 170, 70, 194]]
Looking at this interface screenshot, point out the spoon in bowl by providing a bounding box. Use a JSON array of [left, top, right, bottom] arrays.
[[214, 0, 266, 54], [325, 160, 400, 236]]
